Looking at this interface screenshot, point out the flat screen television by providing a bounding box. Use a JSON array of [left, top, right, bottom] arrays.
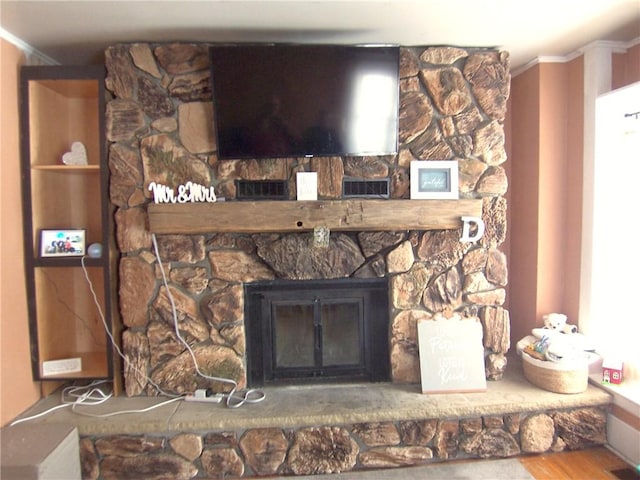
[[209, 44, 400, 159]]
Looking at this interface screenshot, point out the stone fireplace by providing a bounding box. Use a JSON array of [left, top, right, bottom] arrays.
[[40, 42, 614, 480], [106, 42, 511, 396]]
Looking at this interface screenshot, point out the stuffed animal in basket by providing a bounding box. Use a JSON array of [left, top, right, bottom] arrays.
[[542, 313, 578, 334], [521, 313, 592, 363]]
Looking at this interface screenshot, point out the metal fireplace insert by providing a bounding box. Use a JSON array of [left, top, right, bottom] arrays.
[[245, 278, 390, 386]]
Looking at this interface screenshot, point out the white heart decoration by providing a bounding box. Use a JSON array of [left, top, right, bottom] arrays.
[[62, 141, 88, 165]]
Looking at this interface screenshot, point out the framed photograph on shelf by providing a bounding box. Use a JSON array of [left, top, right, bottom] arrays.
[[40, 229, 86, 257], [410, 160, 459, 199]]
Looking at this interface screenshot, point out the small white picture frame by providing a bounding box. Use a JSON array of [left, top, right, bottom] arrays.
[[410, 160, 459, 199], [40, 229, 86, 257]]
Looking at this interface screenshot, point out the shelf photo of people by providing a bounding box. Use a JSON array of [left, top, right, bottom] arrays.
[[40, 229, 86, 257]]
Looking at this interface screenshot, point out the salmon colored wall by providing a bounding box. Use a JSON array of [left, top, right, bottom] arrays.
[[613, 43, 640, 89], [507, 41, 639, 346], [563, 57, 585, 325], [0, 38, 42, 426], [502, 94, 512, 311], [508, 59, 588, 343], [537, 63, 569, 320], [506, 65, 541, 343]]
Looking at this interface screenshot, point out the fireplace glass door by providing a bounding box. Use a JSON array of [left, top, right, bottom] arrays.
[[272, 299, 363, 370], [245, 278, 389, 386]]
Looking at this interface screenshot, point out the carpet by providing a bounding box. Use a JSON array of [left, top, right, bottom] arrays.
[[283, 458, 536, 479]]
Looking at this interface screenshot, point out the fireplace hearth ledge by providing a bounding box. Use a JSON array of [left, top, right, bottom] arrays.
[[15, 356, 611, 436]]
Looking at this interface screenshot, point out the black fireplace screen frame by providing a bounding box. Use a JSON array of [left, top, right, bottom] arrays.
[[245, 278, 390, 386]]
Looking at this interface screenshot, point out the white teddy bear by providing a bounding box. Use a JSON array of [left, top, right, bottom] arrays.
[[518, 313, 595, 364], [543, 313, 578, 334], [527, 313, 591, 362]]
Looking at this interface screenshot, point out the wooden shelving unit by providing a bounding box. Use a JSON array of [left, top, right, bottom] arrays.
[[31, 164, 100, 172], [19, 66, 118, 382], [147, 198, 484, 234]]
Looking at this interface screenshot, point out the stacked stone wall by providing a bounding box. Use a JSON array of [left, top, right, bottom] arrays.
[[79, 406, 607, 479], [106, 43, 511, 396]]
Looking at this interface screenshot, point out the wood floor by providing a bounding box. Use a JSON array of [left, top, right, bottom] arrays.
[[520, 447, 639, 480]]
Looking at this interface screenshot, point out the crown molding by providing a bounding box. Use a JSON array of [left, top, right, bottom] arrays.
[[578, 39, 632, 56], [512, 37, 639, 78], [511, 56, 570, 77], [625, 36, 640, 49], [0, 28, 59, 65]]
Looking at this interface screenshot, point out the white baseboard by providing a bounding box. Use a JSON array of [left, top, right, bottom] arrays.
[[607, 413, 640, 466], [589, 375, 640, 466]]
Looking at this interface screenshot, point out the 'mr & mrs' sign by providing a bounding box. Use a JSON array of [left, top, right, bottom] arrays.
[[148, 182, 217, 204]]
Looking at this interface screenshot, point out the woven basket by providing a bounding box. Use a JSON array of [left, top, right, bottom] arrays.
[[522, 352, 588, 394]]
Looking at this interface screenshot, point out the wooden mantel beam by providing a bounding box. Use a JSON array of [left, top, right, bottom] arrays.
[[147, 199, 483, 234]]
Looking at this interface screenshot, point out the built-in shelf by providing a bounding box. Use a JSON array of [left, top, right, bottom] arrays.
[[31, 165, 100, 172], [147, 198, 483, 234], [33, 256, 105, 268], [20, 65, 116, 385]]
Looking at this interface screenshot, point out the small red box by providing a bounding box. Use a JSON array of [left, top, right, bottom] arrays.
[[602, 359, 624, 384]]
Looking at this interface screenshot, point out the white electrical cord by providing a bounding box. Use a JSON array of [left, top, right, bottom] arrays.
[[10, 259, 185, 426], [12, 237, 264, 426], [10, 380, 185, 425], [151, 233, 265, 408], [81, 256, 180, 399], [10, 381, 111, 426], [71, 396, 183, 418]]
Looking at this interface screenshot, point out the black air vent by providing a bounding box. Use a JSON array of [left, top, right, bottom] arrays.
[[343, 178, 390, 199], [236, 180, 288, 200]]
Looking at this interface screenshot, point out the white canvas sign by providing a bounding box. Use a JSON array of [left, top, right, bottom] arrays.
[[417, 319, 487, 394]]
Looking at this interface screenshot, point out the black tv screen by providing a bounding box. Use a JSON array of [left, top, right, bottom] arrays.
[[209, 44, 400, 159]]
